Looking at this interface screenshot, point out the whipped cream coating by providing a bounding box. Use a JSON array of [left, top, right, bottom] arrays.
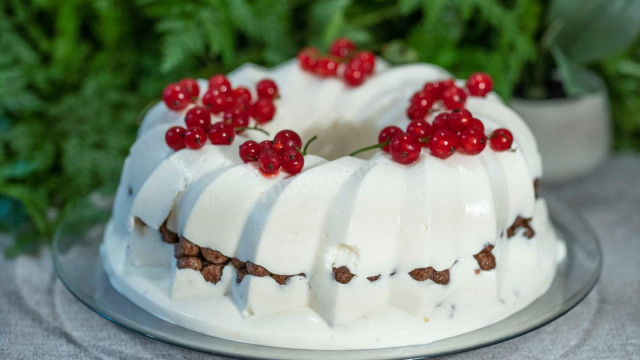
[[102, 59, 564, 349]]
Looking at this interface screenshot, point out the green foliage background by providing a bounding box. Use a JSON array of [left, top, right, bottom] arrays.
[[1, 0, 639, 255]]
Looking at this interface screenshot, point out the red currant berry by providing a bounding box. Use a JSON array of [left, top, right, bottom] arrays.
[[315, 56, 339, 77], [222, 107, 249, 129], [439, 79, 455, 89], [466, 72, 493, 97], [208, 121, 235, 145], [250, 98, 276, 124], [298, 47, 320, 72], [185, 106, 211, 130], [458, 129, 487, 155], [423, 79, 454, 100], [202, 91, 231, 114], [378, 126, 403, 152], [163, 83, 190, 111], [281, 149, 305, 175], [406, 119, 433, 147], [469, 117, 485, 133], [389, 132, 421, 165], [256, 79, 279, 99], [208, 74, 231, 93], [447, 108, 473, 133], [411, 90, 434, 109], [489, 128, 513, 151], [257, 149, 281, 175], [343, 66, 365, 86], [442, 86, 467, 110], [165, 126, 186, 151], [329, 38, 356, 58], [259, 140, 275, 153], [407, 103, 428, 121], [233, 87, 252, 103], [428, 128, 459, 159], [184, 127, 207, 150], [353, 51, 375, 75], [432, 113, 450, 130], [273, 130, 302, 153], [239, 140, 261, 163], [179, 78, 200, 98]]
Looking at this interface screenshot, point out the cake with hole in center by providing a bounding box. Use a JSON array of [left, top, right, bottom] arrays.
[[100, 38, 565, 350]]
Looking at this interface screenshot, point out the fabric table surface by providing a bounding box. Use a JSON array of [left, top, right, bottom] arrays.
[[1, 154, 639, 360]]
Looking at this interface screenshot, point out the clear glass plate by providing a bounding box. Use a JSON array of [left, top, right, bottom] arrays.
[[52, 196, 601, 360]]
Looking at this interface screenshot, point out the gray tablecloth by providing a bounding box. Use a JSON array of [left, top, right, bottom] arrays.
[[2, 154, 639, 360]]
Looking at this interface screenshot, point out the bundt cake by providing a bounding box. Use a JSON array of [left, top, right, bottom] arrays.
[[101, 40, 564, 349]]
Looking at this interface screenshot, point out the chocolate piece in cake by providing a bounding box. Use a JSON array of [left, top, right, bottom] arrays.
[[236, 268, 248, 283], [231, 258, 246, 270], [332, 266, 355, 284], [431, 269, 450, 285], [246, 262, 270, 277], [473, 244, 496, 271], [367, 275, 381, 282], [409, 267, 435, 281], [201, 248, 229, 265], [174, 237, 200, 257], [177, 256, 202, 271], [534, 179, 540, 199], [409, 266, 450, 285], [507, 216, 535, 239], [201, 263, 224, 284], [159, 223, 179, 244], [270, 274, 291, 285]]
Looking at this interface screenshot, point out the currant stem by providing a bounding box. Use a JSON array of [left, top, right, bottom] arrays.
[[302, 135, 318, 156], [234, 125, 270, 136], [349, 141, 388, 157]]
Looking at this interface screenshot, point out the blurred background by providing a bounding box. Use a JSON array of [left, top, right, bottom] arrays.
[[1, 0, 639, 256]]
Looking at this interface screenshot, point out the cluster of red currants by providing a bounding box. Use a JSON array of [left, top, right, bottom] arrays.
[[377, 108, 514, 165], [239, 130, 308, 176], [407, 73, 494, 119], [163, 76, 280, 151], [297, 38, 376, 86]]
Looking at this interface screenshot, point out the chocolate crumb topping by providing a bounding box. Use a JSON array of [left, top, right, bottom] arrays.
[[507, 216, 535, 239], [159, 223, 179, 244], [534, 179, 540, 199], [473, 244, 496, 271], [409, 266, 450, 285], [201, 263, 224, 283], [367, 275, 381, 282], [332, 266, 355, 284], [270, 274, 291, 285], [174, 237, 200, 257], [201, 248, 229, 265], [177, 256, 202, 271], [246, 262, 270, 277]]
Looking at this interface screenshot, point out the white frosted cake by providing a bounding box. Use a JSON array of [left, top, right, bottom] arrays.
[[101, 40, 565, 350]]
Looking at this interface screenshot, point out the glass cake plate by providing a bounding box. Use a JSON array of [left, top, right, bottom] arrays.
[[52, 195, 601, 360]]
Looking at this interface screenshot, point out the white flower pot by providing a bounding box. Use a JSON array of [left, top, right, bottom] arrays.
[[511, 89, 612, 183]]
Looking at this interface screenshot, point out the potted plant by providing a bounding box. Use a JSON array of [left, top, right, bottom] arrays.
[[512, 0, 640, 182]]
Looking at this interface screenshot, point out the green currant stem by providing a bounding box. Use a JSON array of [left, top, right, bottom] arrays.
[[302, 135, 318, 156], [234, 125, 270, 136], [349, 141, 388, 157], [420, 136, 431, 143]]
